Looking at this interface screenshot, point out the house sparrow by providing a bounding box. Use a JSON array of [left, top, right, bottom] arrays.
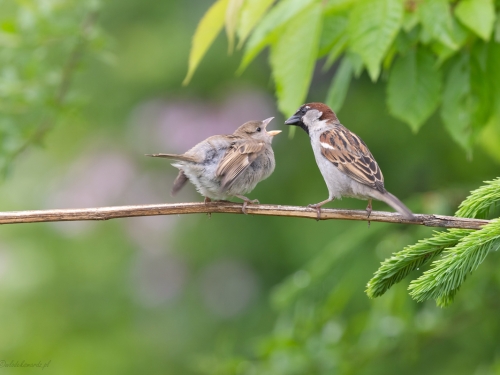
[[146, 118, 281, 213], [284, 102, 414, 220]]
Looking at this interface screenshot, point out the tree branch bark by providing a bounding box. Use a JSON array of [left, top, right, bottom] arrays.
[[0, 202, 489, 229]]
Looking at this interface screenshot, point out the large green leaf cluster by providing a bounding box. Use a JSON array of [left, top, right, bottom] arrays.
[[186, 0, 500, 152]]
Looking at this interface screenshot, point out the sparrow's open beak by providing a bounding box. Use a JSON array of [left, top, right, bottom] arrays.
[[261, 117, 274, 128], [267, 130, 282, 136], [284, 114, 301, 125], [262, 117, 280, 136]]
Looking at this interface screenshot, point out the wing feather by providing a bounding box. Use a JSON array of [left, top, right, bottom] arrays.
[[216, 141, 265, 190], [319, 126, 385, 192]]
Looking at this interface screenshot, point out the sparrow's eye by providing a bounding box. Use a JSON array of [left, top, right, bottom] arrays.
[[256, 127, 261, 132]]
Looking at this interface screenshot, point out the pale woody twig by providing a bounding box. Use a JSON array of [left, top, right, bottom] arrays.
[[0, 202, 489, 229]]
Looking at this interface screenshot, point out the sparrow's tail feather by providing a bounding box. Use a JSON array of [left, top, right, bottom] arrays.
[[145, 153, 197, 163], [380, 191, 414, 219], [171, 170, 189, 196]]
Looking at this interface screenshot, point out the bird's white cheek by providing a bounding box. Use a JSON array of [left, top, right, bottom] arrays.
[[320, 142, 335, 150]]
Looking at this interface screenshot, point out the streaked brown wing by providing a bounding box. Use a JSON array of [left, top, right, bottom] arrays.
[[319, 127, 385, 192], [216, 141, 265, 190]]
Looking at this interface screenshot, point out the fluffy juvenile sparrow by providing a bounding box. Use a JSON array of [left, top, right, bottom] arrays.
[[146, 118, 281, 213], [285, 102, 414, 220]]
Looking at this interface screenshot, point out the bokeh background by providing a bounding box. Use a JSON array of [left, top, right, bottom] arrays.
[[1, 1, 500, 374]]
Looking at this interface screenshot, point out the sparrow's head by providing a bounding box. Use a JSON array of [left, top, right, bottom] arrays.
[[284, 102, 339, 133], [235, 117, 281, 142]]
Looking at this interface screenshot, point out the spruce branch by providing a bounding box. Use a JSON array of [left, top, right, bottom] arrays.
[[408, 219, 500, 307], [455, 178, 500, 219], [368, 178, 500, 305], [366, 229, 472, 298]]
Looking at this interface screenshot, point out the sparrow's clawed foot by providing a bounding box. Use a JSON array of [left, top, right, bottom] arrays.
[[307, 197, 335, 221], [307, 204, 323, 221], [236, 195, 259, 214], [204, 197, 212, 218], [366, 199, 372, 227]]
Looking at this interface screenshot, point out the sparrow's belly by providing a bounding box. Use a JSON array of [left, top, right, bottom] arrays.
[[180, 165, 228, 200]]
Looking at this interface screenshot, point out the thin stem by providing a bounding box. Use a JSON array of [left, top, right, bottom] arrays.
[[0, 202, 489, 229], [6, 11, 98, 164]]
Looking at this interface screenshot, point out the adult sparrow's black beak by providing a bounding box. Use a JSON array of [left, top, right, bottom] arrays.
[[284, 114, 302, 125]]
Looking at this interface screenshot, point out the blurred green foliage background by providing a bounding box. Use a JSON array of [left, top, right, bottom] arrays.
[[0, 0, 500, 374]]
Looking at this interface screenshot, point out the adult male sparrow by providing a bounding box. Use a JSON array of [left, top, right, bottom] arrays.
[[147, 118, 281, 213], [285, 102, 414, 220]]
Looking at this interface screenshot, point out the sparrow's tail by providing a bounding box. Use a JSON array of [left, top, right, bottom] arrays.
[[145, 153, 197, 163], [380, 191, 414, 219], [171, 170, 189, 196]]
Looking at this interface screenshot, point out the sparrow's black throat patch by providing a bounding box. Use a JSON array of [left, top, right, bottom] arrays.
[[284, 114, 309, 135], [296, 121, 309, 135]]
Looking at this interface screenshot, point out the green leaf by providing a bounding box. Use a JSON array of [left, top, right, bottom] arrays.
[[487, 41, 500, 120], [469, 42, 493, 132], [402, 10, 418, 32], [324, 34, 349, 70], [387, 48, 441, 132], [383, 43, 397, 71], [324, 0, 357, 13], [349, 51, 364, 77], [441, 41, 490, 152], [238, 0, 315, 73], [430, 41, 457, 66], [395, 27, 419, 55], [349, 0, 403, 81], [325, 56, 353, 112], [418, 0, 458, 49], [225, 0, 244, 54], [496, 11, 500, 42], [479, 118, 500, 163], [439, 44, 492, 152], [270, 4, 322, 116], [440, 55, 472, 151], [318, 13, 348, 58], [183, 0, 229, 85], [455, 0, 496, 41], [236, 0, 274, 48]]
